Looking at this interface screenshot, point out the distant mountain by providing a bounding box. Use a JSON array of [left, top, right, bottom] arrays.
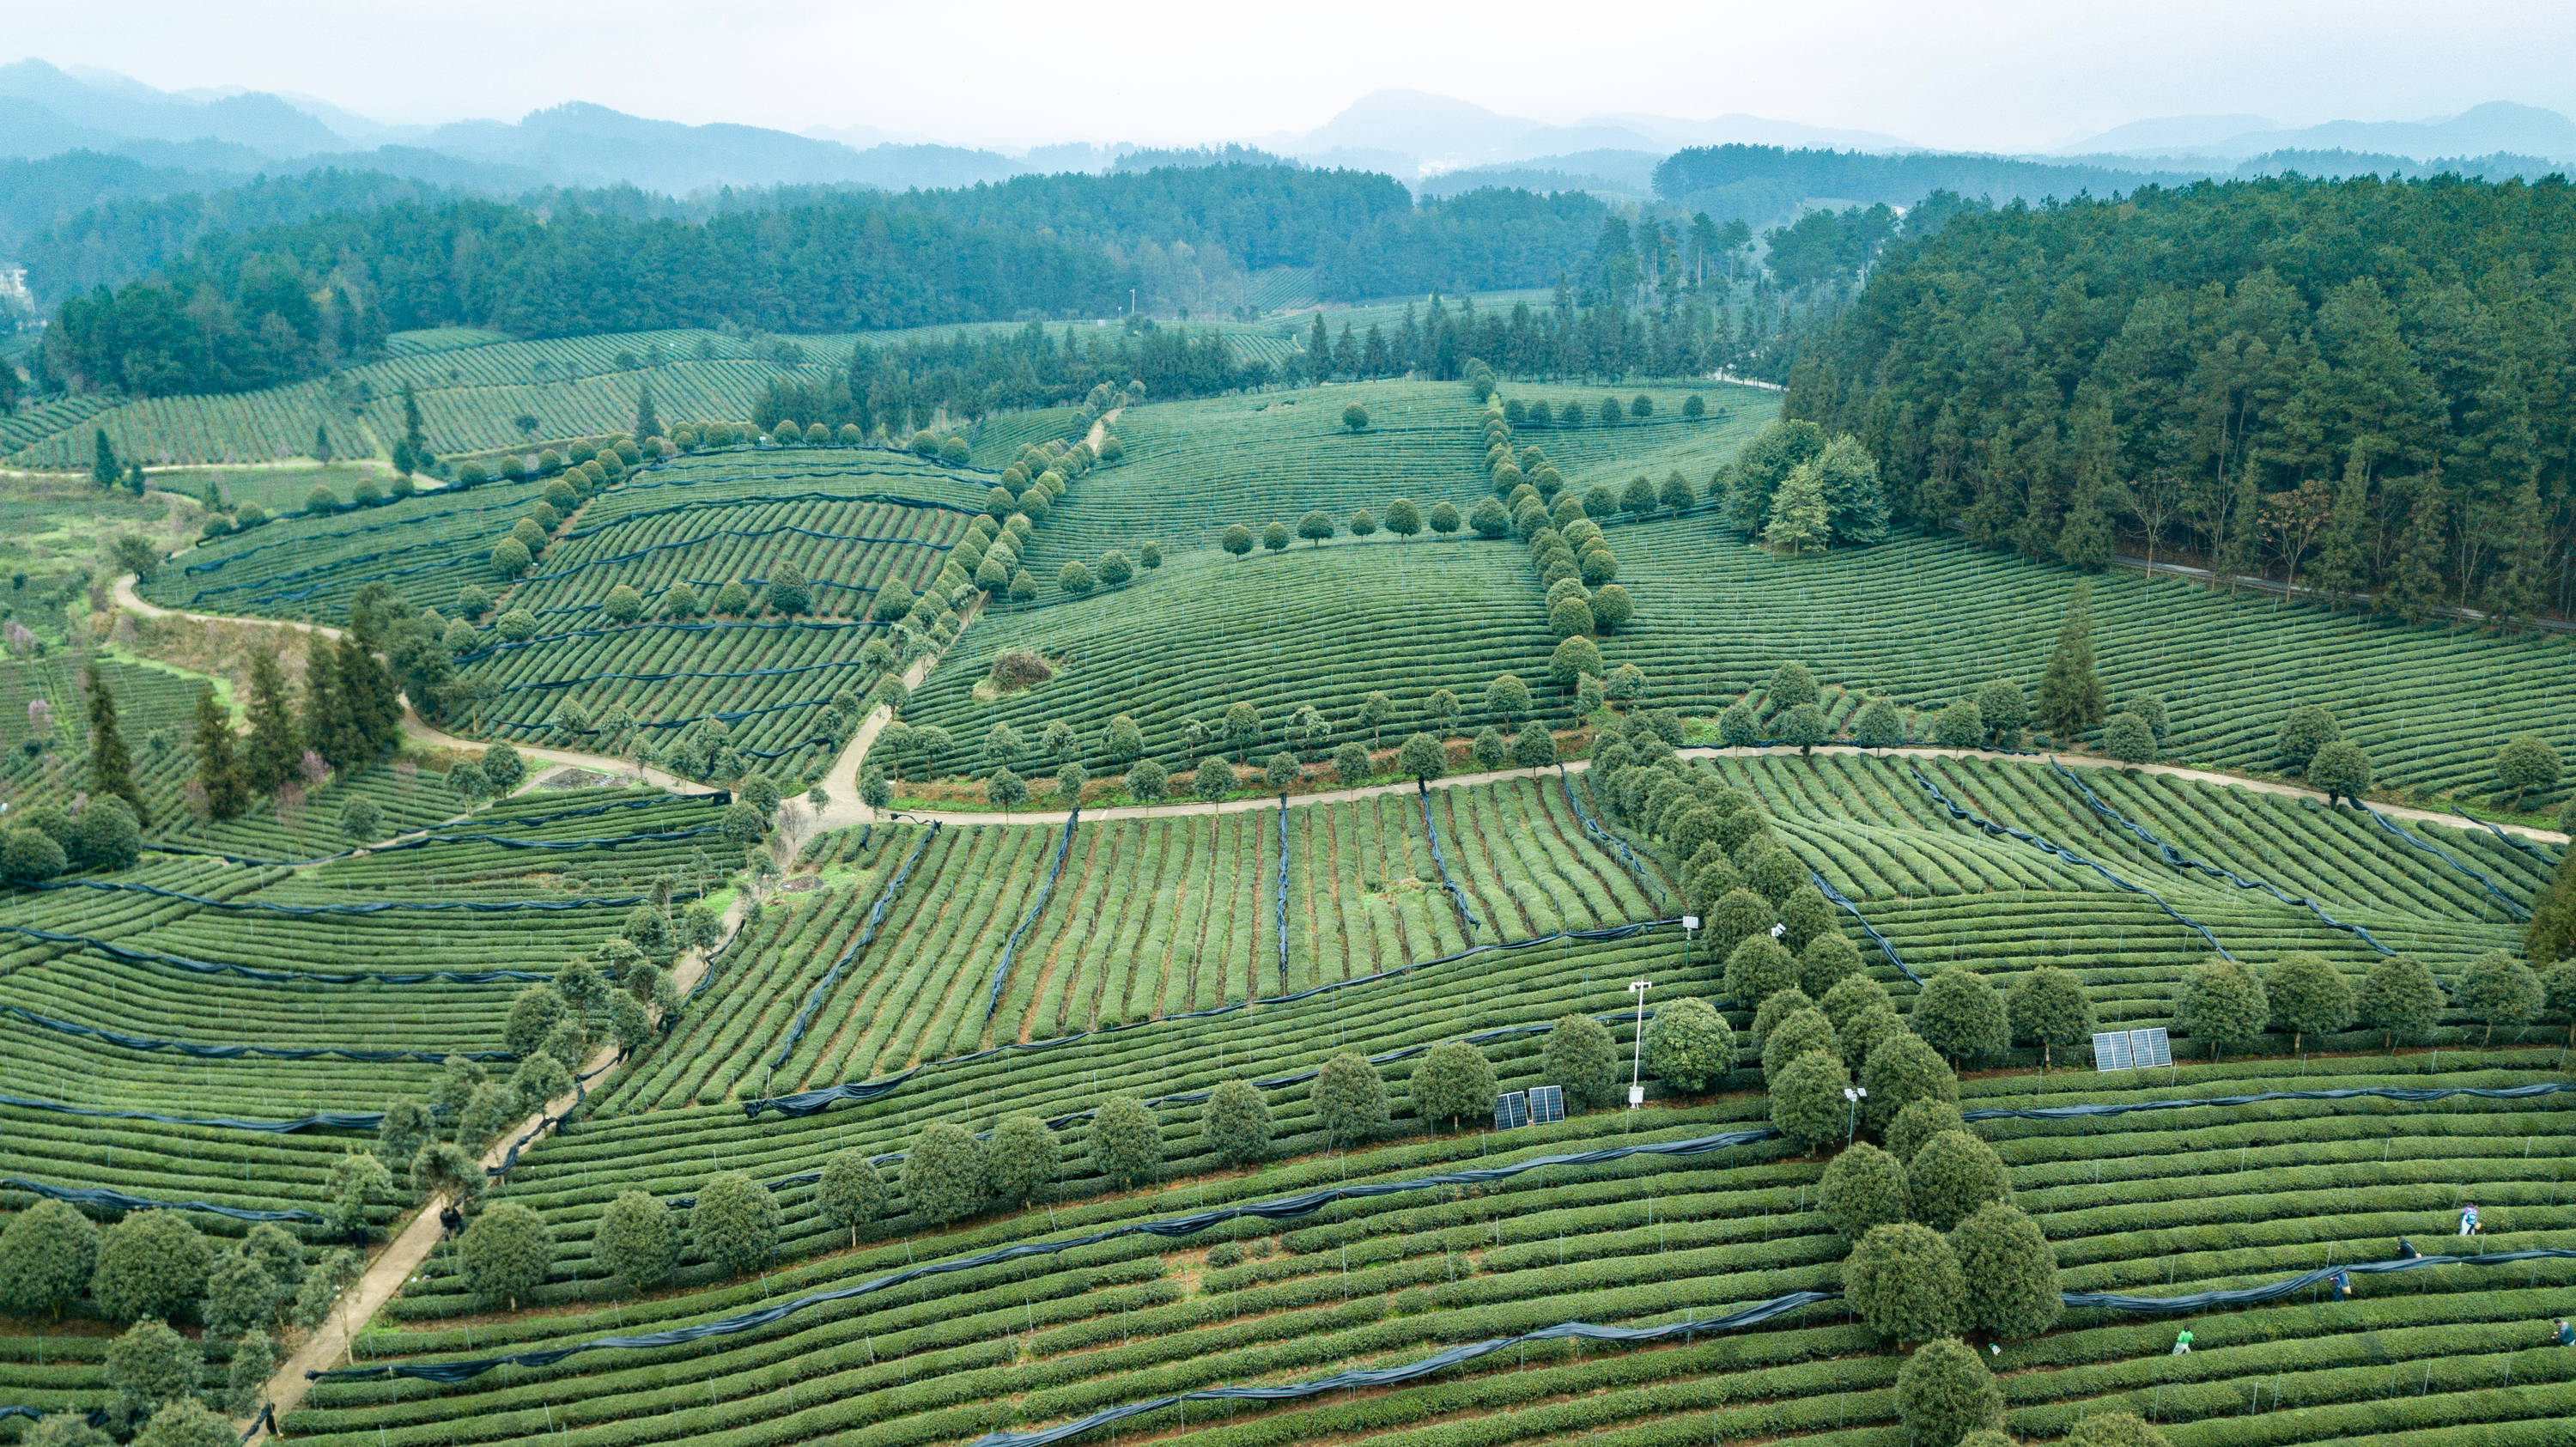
[[0, 58, 344, 155], [1285, 89, 1912, 176], [414, 104, 1032, 194], [2065, 102, 2576, 162]]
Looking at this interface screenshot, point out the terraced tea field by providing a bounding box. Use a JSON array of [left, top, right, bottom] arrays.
[[604, 775, 1660, 1112], [1610, 523, 2576, 806]]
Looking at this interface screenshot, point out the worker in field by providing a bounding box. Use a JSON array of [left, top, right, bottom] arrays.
[[2459, 1201, 2481, 1236], [2170, 1328, 2192, 1355], [2329, 1271, 2350, 1302], [2554, 1317, 2573, 1347]]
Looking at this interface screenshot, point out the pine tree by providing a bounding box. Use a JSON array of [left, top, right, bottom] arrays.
[[2034, 584, 2105, 741], [335, 635, 402, 762], [2307, 446, 2373, 606], [313, 423, 331, 461], [634, 382, 660, 441], [242, 651, 301, 793], [83, 665, 149, 825], [302, 636, 356, 771], [92, 430, 119, 488], [2377, 473, 2447, 623], [191, 688, 247, 821], [398, 383, 429, 475]]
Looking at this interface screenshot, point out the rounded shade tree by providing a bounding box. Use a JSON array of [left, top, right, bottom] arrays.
[[1844, 1222, 1965, 1342], [1544, 1012, 1619, 1110], [1905, 1128, 2012, 1231], [1410, 1042, 1499, 1129], [690, 1171, 781, 1278], [1950, 1201, 2062, 1339], [1313, 1054, 1388, 1147], [1088, 1097, 1162, 1189], [1643, 995, 1734, 1091], [459, 1202, 553, 1310], [1894, 1336, 2007, 1447]]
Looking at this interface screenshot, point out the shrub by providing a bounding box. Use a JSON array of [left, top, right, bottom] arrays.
[[1761, 1007, 1839, 1084], [817, 1149, 889, 1248], [2306, 739, 2373, 802], [1722, 933, 1798, 1006], [1644, 995, 1734, 1091], [459, 1203, 552, 1309], [1768, 1048, 1853, 1151], [1912, 967, 2008, 1061], [1396, 731, 1447, 782], [1549, 635, 1601, 689], [2495, 735, 2561, 806], [1, 828, 66, 883], [1886, 1097, 1967, 1163], [2064, 1414, 2171, 1447], [1203, 1079, 1273, 1164], [2172, 956, 2269, 1058], [1906, 1129, 2012, 1231], [2274, 704, 2341, 770], [1817, 1140, 1910, 1239], [1976, 678, 2030, 746], [2101, 710, 2157, 763], [903, 1123, 989, 1223], [1412, 1042, 1499, 1128], [1314, 1054, 1388, 1147], [1766, 661, 1820, 710], [92, 1213, 212, 1322], [2006, 964, 2094, 1067], [1844, 1222, 1965, 1341], [1931, 699, 1984, 750], [2265, 951, 2355, 1051], [1860, 1032, 1956, 1132], [202, 1248, 276, 1339], [1894, 1336, 2006, 1445], [1193, 755, 1233, 802], [1851, 696, 1905, 749], [596, 1191, 676, 1295], [106, 1318, 201, 1428], [1540, 1012, 1619, 1110], [1951, 1201, 2062, 1338], [974, 1113, 1058, 1207], [0, 1200, 97, 1318], [489, 536, 531, 577], [1511, 726, 1557, 769], [1708, 887, 1777, 958], [2458, 949, 2543, 1044], [1718, 699, 1759, 746], [1090, 1097, 1162, 1189]]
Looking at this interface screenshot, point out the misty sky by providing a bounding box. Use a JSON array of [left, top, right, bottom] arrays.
[[14, 0, 2576, 151]]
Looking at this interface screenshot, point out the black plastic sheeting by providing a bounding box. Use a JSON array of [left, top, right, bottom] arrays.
[[152, 824, 726, 870], [1556, 764, 1670, 909], [1, 1176, 327, 1224], [968, 1291, 1840, 1447], [2360, 802, 2532, 921], [1416, 781, 1482, 934], [25, 879, 661, 914], [981, 812, 1078, 1024], [456, 617, 884, 666], [769, 826, 938, 1070], [326, 1079, 2576, 1386], [743, 917, 1685, 1120], [499, 657, 876, 696], [0, 1091, 386, 1134], [314, 1125, 1781, 1384], [1275, 796, 1291, 994], [483, 1060, 615, 1183], [1909, 763, 2233, 959], [1806, 872, 1922, 987], [971, 1246, 2576, 1447], [0, 923, 554, 987], [2452, 806, 2560, 866], [1959, 1079, 2576, 1125], [2046, 762, 2395, 956], [1, 1005, 513, 1063]]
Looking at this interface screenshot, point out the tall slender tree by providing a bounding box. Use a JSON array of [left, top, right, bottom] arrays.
[[634, 381, 660, 441], [2034, 584, 2105, 741], [191, 687, 247, 821], [242, 650, 301, 792], [83, 665, 149, 824]]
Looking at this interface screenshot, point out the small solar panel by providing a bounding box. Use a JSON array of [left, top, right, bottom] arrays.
[[2092, 1027, 2172, 1071], [1493, 1091, 1528, 1131], [1528, 1084, 1565, 1125]]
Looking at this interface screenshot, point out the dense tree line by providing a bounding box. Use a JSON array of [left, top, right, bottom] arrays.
[[19, 164, 454, 303], [1787, 173, 2576, 621], [1651, 143, 2200, 230]]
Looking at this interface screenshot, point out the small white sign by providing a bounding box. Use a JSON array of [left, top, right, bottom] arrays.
[[1627, 1085, 1645, 1107], [1681, 915, 1700, 931]]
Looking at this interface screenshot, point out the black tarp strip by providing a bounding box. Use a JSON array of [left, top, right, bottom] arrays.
[[0, 1176, 327, 1223], [1806, 871, 1922, 986], [0, 1092, 385, 1133], [981, 812, 1078, 1024], [1909, 763, 2233, 959], [1, 1005, 512, 1063], [1417, 781, 1481, 934], [2452, 807, 2559, 866], [1557, 763, 1668, 908], [2045, 761, 2394, 955], [769, 826, 937, 1070], [2360, 803, 2532, 921]]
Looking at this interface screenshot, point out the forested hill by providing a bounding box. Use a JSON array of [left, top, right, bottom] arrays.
[[37, 165, 1609, 400], [1783, 173, 2576, 623]]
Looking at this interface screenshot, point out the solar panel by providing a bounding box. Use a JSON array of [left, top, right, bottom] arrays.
[[1528, 1084, 1564, 1125], [2092, 1027, 2173, 1071], [1492, 1091, 1528, 1131]]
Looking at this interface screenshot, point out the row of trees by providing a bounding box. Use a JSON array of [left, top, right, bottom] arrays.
[[0, 664, 149, 883], [188, 631, 404, 826]]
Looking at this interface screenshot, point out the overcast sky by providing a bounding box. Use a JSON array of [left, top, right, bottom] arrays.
[[14, 0, 2576, 151]]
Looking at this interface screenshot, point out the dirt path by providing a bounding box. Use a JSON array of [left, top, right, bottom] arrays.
[[844, 745, 2570, 844], [251, 893, 745, 1427]]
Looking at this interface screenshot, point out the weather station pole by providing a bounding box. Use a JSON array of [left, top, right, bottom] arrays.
[[1626, 980, 1652, 1108], [1844, 1085, 1868, 1144]]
